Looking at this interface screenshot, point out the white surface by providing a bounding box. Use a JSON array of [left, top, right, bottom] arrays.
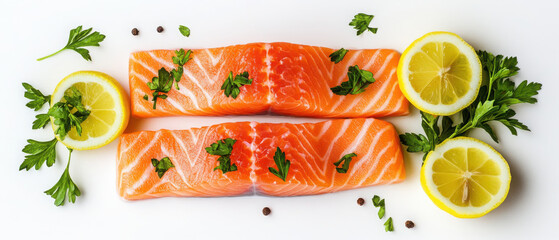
[[1, 0, 558, 239]]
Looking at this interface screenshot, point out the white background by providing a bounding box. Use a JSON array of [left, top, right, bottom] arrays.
[[1, 0, 558, 239]]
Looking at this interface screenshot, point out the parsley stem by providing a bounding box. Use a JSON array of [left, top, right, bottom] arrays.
[[66, 148, 73, 168], [36, 48, 64, 61]]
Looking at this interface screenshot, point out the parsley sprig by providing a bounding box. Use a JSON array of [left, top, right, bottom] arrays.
[[333, 153, 356, 173], [329, 48, 348, 63], [22, 83, 53, 129], [147, 68, 174, 109], [268, 147, 291, 181], [221, 71, 253, 99], [23, 83, 51, 111], [349, 13, 378, 36], [331, 65, 375, 95], [45, 148, 81, 206], [205, 138, 238, 174], [179, 25, 191, 37], [20, 138, 58, 171], [37, 26, 105, 61], [21, 83, 90, 206], [49, 87, 91, 140], [400, 51, 542, 160], [170, 49, 193, 90], [372, 195, 393, 232], [145, 49, 193, 108], [151, 157, 175, 178]]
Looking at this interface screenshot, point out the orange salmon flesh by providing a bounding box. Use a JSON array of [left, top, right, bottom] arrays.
[[130, 42, 409, 118], [117, 118, 405, 200]]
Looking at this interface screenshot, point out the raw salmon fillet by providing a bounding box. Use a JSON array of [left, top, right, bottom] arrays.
[[129, 42, 409, 118], [117, 119, 405, 200]]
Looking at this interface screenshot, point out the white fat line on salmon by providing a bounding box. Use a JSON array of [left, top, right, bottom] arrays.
[[317, 47, 336, 79], [205, 48, 223, 66], [316, 120, 333, 139], [132, 71, 197, 113], [121, 131, 163, 175], [117, 132, 148, 191], [289, 135, 326, 184], [372, 149, 401, 185], [249, 122, 258, 193], [388, 161, 405, 184], [330, 50, 395, 113], [357, 143, 394, 187], [383, 84, 408, 116], [328, 124, 389, 189], [149, 52, 213, 108], [131, 87, 162, 113], [130, 56, 158, 75], [361, 67, 397, 113], [320, 120, 352, 160], [169, 131, 194, 187], [172, 131, 200, 168], [264, 43, 274, 107], [362, 50, 382, 70], [191, 127, 212, 166], [303, 47, 332, 83], [192, 56, 213, 84], [126, 166, 154, 196], [375, 74, 401, 112], [326, 50, 381, 113], [353, 127, 392, 186]]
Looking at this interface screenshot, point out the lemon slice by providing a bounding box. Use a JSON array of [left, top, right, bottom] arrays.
[[398, 32, 482, 115], [420, 137, 511, 218], [51, 71, 130, 150]]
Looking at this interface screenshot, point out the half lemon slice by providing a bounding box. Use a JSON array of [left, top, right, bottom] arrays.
[[51, 71, 130, 150], [420, 137, 511, 218], [398, 31, 482, 115]]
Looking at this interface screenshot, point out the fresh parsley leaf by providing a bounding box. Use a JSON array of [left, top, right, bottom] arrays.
[[400, 50, 542, 161], [384, 217, 394, 232], [151, 157, 175, 178], [170, 49, 192, 90], [221, 71, 253, 99], [349, 13, 378, 36], [329, 48, 348, 63], [147, 67, 174, 109], [331, 65, 375, 95], [205, 138, 238, 174], [372, 195, 386, 219], [23, 83, 51, 111], [44, 148, 81, 206], [20, 138, 58, 171], [214, 156, 238, 174], [49, 87, 90, 140], [37, 26, 105, 61], [399, 133, 430, 153], [143, 94, 148, 101], [372, 195, 382, 206], [179, 25, 191, 37], [32, 114, 51, 129], [205, 138, 236, 156], [333, 153, 357, 173], [268, 147, 290, 181]]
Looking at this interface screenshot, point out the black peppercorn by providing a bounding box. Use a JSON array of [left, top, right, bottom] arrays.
[[357, 198, 365, 206], [262, 207, 271, 216], [405, 220, 415, 228], [157, 26, 164, 33], [131, 28, 139, 36]]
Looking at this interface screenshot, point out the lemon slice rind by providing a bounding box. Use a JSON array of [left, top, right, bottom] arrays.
[[421, 137, 511, 218], [51, 71, 129, 150], [398, 32, 482, 116]]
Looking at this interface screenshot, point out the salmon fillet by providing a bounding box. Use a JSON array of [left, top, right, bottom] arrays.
[[129, 42, 409, 118], [117, 119, 405, 200]]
